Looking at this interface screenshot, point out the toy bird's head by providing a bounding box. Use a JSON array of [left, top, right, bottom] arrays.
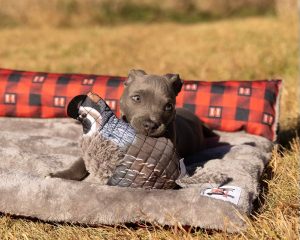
[[67, 92, 114, 136]]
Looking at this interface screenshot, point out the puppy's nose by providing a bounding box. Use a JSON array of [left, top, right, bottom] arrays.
[[143, 120, 159, 132]]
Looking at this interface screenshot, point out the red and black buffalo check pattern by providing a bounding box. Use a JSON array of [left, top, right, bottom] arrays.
[[0, 68, 282, 141]]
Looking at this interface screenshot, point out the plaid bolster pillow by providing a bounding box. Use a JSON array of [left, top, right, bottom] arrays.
[[0, 68, 282, 141]]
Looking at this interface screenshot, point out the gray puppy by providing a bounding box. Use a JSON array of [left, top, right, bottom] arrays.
[[120, 69, 205, 158], [49, 69, 205, 182]]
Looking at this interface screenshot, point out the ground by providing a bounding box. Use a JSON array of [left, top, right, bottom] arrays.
[[0, 14, 299, 239]]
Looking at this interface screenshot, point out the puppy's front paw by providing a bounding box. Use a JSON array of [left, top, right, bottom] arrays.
[[44, 171, 64, 179], [44, 173, 54, 179]]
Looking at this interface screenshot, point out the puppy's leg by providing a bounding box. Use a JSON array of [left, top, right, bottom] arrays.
[[48, 157, 88, 181], [174, 108, 205, 158]]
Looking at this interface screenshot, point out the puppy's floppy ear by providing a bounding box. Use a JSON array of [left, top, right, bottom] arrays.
[[124, 69, 147, 87], [165, 73, 183, 96]]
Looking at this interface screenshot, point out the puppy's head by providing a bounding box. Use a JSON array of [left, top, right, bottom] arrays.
[[120, 69, 183, 137]]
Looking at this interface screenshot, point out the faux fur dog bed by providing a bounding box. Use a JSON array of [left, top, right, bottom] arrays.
[[0, 117, 273, 232], [0, 69, 281, 232]]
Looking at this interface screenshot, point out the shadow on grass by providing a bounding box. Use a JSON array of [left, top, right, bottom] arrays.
[[93, 3, 276, 25], [252, 160, 274, 215], [252, 116, 300, 214], [277, 117, 300, 149]]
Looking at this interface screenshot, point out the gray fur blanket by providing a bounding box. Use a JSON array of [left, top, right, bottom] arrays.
[[0, 117, 273, 232]]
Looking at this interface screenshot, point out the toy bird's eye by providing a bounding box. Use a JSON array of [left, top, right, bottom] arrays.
[[131, 95, 141, 103], [165, 103, 173, 111]]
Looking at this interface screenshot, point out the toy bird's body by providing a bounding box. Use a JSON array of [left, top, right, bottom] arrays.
[[67, 92, 180, 189]]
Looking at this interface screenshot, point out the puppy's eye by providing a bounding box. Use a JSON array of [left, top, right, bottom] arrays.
[[165, 103, 173, 111], [131, 95, 141, 103]]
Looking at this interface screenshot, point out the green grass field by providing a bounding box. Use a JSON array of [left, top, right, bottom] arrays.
[[0, 13, 299, 239]]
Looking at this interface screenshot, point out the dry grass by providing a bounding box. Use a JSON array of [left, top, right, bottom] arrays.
[[0, 12, 299, 239], [0, 0, 275, 27]]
